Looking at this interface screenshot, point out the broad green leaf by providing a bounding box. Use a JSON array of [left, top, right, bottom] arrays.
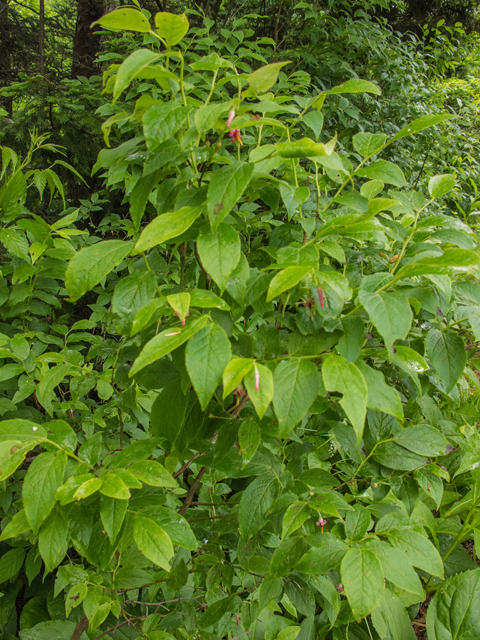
[[195, 101, 232, 137], [200, 594, 240, 628], [390, 113, 454, 143], [150, 385, 190, 452], [134, 515, 174, 571], [23, 451, 66, 534], [167, 292, 190, 325], [394, 424, 447, 456], [73, 476, 102, 500], [366, 541, 423, 597], [387, 528, 443, 577], [337, 315, 364, 363], [223, 357, 254, 398], [296, 537, 347, 574], [100, 496, 128, 543], [358, 290, 413, 360], [0, 547, 26, 583], [197, 223, 241, 292], [282, 502, 311, 538], [429, 174, 456, 198], [207, 162, 254, 232], [37, 364, 71, 415], [0, 509, 31, 541], [269, 536, 305, 578], [20, 620, 88, 640], [239, 471, 280, 538], [273, 359, 319, 436], [66, 240, 133, 301], [112, 271, 156, 321], [371, 592, 416, 640], [99, 473, 131, 499], [92, 8, 151, 31], [373, 442, 426, 471], [322, 354, 368, 442], [245, 61, 291, 96], [130, 169, 162, 230], [238, 418, 261, 468], [134, 206, 203, 254], [345, 505, 371, 541], [308, 575, 340, 626], [324, 79, 381, 95], [65, 584, 88, 617], [185, 323, 231, 409], [267, 266, 311, 302], [276, 136, 336, 158], [356, 361, 403, 420], [244, 362, 273, 418], [143, 103, 191, 151], [130, 315, 208, 375], [190, 289, 230, 310], [426, 569, 480, 640], [0, 419, 46, 442], [129, 460, 177, 488], [302, 110, 324, 139], [425, 329, 466, 393], [114, 49, 161, 103], [278, 627, 301, 640], [393, 346, 429, 373], [357, 160, 405, 187], [38, 510, 69, 571], [142, 506, 197, 550], [341, 548, 384, 619], [353, 132, 387, 156], [154, 12, 189, 46], [258, 576, 283, 611], [397, 249, 480, 278]]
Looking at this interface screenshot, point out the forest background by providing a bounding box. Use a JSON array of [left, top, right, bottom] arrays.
[[2, 1, 480, 640]]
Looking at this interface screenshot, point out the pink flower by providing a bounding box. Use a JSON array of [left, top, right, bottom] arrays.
[[317, 286, 324, 309], [254, 363, 260, 391], [316, 518, 327, 527], [335, 584, 343, 592], [228, 128, 243, 145], [227, 109, 235, 127]]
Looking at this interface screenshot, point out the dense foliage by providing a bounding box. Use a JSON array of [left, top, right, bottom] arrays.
[[1, 3, 480, 640]]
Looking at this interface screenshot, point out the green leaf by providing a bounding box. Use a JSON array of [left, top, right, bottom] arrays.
[[397, 249, 480, 278], [245, 61, 291, 96], [130, 169, 162, 230], [167, 292, 190, 325], [371, 592, 416, 640], [302, 111, 324, 139], [207, 162, 254, 232], [282, 502, 311, 538], [238, 418, 261, 468], [129, 460, 177, 488], [356, 361, 403, 421], [92, 8, 151, 31], [345, 505, 371, 541], [341, 548, 384, 619], [143, 103, 191, 151], [324, 79, 381, 95], [367, 541, 423, 597], [150, 385, 189, 452], [134, 206, 203, 254], [259, 576, 283, 611], [0, 509, 31, 541], [353, 132, 387, 156], [357, 160, 405, 187], [20, 620, 89, 640], [239, 471, 280, 538], [273, 359, 319, 436], [23, 451, 66, 534], [244, 362, 274, 419], [190, 289, 230, 310], [200, 595, 240, 628], [358, 290, 413, 360], [38, 510, 69, 572], [65, 584, 88, 617], [195, 101, 232, 137], [394, 424, 447, 456], [0, 419, 46, 442], [142, 506, 197, 550], [0, 547, 25, 583], [276, 137, 336, 159], [387, 529, 443, 577], [114, 49, 161, 103], [0, 441, 34, 481], [197, 223, 241, 292], [426, 569, 480, 640], [100, 496, 128, 543], [222, 357, 254, 398], [390, 114, 454, 143], [267, 266, 311, 302], [99, 473, 131, 499], [269, 536, 305, 578], [131, 315, 208, 375], [297, 537, 347, 574], [134, 514, 174, 571], [338, 316, 364, 363], [429, 174, 456, 198], [308, 575, 340, 626], [185, 323, 231, 409], [154, 12, 189, 46], [322, 355, 368, 442], [278, 627, 301, 640], [66, 240, 133, 301], [425, 329, 466, 393]]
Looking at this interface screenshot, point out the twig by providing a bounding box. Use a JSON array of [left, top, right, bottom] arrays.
[[173, 451, 205, 479], [94, 619, 133, 640], [232, 393, 249, 418], [179, 466, 207, 515], [274, 0, 284, 47], [70, 615, 89, 640]]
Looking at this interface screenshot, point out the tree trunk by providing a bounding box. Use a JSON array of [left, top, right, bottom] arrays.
[[39, 0, 45, 75], [0, 0, 13, 114], [71, 0, 105, 78]]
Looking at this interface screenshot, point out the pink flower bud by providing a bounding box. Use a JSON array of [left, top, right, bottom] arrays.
[[336, 584, 343, 592], [254, 363, 260, 391], [317, 286, 324, 309], [228, 128, 243, 145], [227, 109, 235, 127]]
